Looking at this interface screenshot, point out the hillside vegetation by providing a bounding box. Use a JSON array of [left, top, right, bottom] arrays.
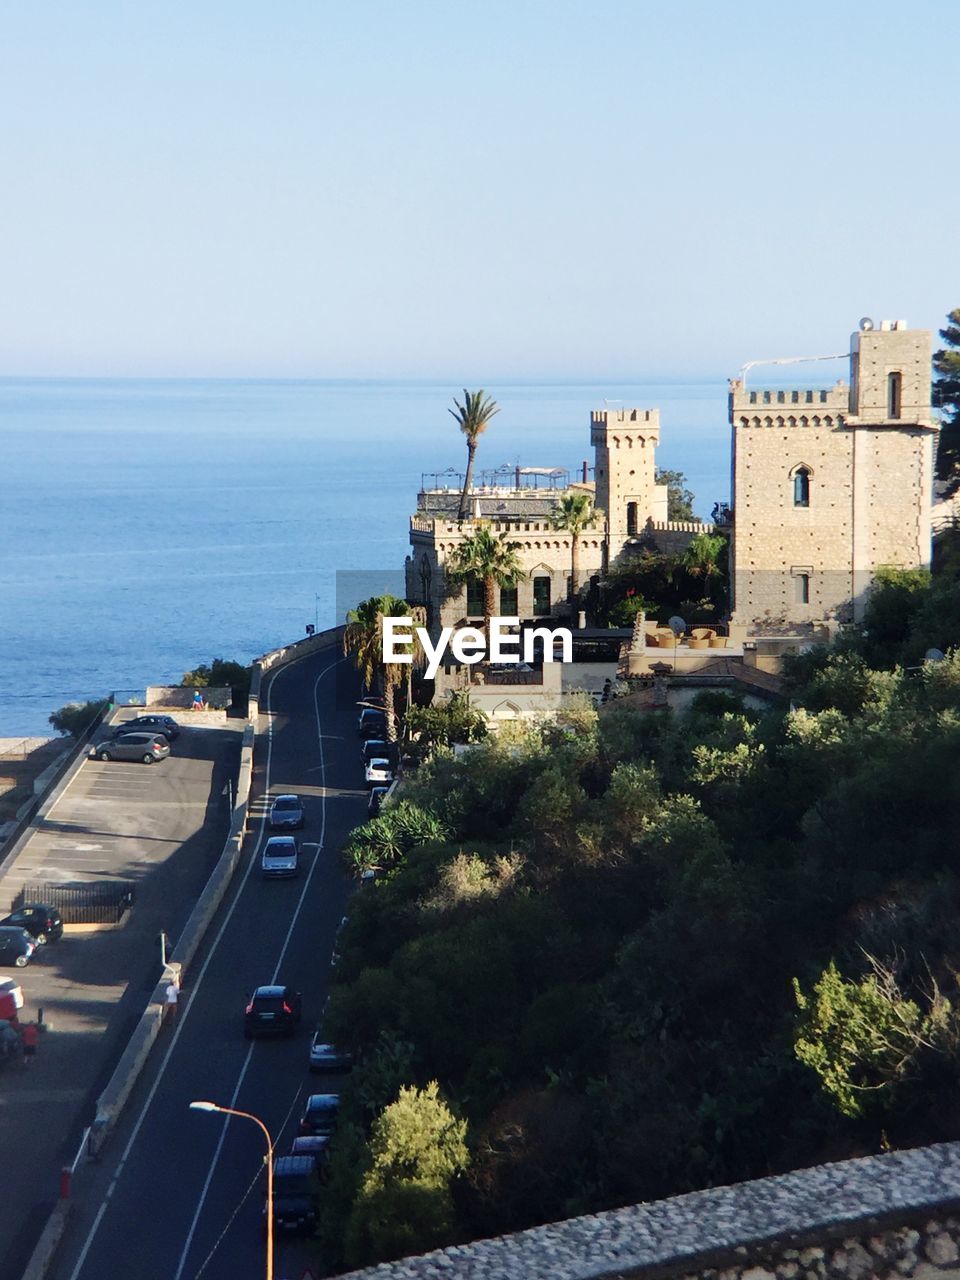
[[319, 545, 960, 1271]]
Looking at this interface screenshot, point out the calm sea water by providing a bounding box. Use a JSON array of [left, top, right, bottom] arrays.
[[0, 378, 731, 736]]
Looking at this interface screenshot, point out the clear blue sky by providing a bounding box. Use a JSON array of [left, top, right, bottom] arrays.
[[0, 1, 955, 378]]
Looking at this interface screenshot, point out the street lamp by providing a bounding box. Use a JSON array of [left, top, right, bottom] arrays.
[[189, 1101, 274, 1280]]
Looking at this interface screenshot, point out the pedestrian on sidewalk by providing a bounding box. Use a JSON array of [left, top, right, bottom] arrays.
[[21, 1021, 39, 1065], [163, 976, 180, 1025]]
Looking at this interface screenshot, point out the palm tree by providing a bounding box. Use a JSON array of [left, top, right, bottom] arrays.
[[681, 532, 726, 584], [449, 390, 500, 523], [343, 595, 426, 743], [550, 491, 601, 614], [446, 522, 524, 633]]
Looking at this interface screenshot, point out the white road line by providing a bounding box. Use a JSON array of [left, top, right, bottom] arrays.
[[65, 643, 339, 1280], [170, 656, 337, 1280]]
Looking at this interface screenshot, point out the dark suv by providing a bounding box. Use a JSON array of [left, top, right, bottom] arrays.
[[89, 732, 170, 764], [113, 715, 180, 741], [0, 904, 63, 944], [244, 985, 301, 1038]]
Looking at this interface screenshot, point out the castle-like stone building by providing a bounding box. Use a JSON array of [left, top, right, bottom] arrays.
[[406, 408, 705, 631], [729, 319, 938, 628]]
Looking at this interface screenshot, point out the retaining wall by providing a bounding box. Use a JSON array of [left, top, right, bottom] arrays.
[[337, 1142, 960, 1280]]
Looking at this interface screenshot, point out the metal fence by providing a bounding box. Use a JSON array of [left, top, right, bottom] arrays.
[[12, 881, 136, 924]]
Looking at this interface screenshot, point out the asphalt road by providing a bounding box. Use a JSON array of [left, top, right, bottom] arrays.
[[52, 635, 366, 1280], [0, 720, 240, 1280]]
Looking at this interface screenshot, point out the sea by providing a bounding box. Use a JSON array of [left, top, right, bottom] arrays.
[[0, 377, 733, 737]]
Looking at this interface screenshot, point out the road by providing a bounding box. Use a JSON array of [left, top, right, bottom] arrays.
[[51, 634, 365, 1280], [0, 718, 240, 1280]]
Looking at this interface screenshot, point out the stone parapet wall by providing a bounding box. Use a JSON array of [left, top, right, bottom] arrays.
[[335, 1142, 960, 1280]]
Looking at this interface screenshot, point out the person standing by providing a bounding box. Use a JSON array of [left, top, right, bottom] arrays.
[[163, 977, 179, 1025], [21, 1021, 39, 1065]]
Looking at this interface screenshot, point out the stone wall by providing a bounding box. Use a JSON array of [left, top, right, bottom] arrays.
[[335, 1142, 960, 1280]]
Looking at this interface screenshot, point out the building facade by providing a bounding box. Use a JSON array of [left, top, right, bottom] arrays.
[[729, 320, 938, 628], [406, 408, 702, 632]]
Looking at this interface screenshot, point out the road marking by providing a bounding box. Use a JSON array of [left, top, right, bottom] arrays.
[[65, 641, 339, 1280], [170, 655, 337, 1280]]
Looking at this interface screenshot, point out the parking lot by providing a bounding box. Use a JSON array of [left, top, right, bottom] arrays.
[[0, 716, 242, 1280]]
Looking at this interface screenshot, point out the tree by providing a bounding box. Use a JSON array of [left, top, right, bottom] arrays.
[[181, 658, 251, 695], [550, 491, 602, 611], [344, 596, 425, 742], [446, 522, 524, 633], [449, 390, 500, 523], [934, 308, 960, 479], [345, 1082, 469, 1266], [49, 698, 109, 738], [404, 693, 487, 756], [656, 468, 696, 521]]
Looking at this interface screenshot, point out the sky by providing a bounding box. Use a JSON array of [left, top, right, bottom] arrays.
[[0, 1, 956, 379]]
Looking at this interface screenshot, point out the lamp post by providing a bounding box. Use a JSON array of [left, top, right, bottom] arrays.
[[190, 1101, 274, 1280]]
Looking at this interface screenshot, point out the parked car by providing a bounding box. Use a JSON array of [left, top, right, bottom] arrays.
[[0, 904, 63, 944], [357, 707, 387, 739], [261, 836, 300, 878], [0, 927, 37, 968], [244, 984, 301, 1038], [361, 738, 396, 766], [309, 1031, 353, 1073], [89, 732, 170, 764], [269, 794, 305, 830], [112, 715, 180, 741], [364, 758, 394, 788], [290, 1135, 331, 1177], [298, 1093, 340, 1137], [270, 1155, 321, 1233], [367, 785, 389, 818]]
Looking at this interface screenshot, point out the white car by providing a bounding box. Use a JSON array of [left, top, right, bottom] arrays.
[[364, 758, 394, 788], [261, 836, 300, 878]]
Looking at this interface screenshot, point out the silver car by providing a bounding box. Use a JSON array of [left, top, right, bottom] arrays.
[[261, 836, 300, 878], [90, 732, 170, 764]]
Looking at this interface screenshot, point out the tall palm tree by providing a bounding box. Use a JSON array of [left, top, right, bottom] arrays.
[[550, 491, 601, 613], [446, 522, 524, 633], [343, 595, 425, 743], [449, 390, 500, 523], [681, 532, 726, 583]]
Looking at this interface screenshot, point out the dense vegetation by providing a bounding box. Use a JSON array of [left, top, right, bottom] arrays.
[[315, 555, 960, 1272]]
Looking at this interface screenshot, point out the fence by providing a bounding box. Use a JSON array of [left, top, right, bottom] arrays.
[[12, 881, 136, 924]]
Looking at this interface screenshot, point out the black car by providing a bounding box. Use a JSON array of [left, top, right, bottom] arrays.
[[0, 904, 63, 944], [290, 1135, 331, 1177], [298, 1093, 341, 1136], [367, 786, 389, 819], [358, 708, 387, 739], [361, 738, 396, 767], [244, 984, 302, 1038], [271, 1155, 321, 1233], [89, 732, 170, 764], [269, 794, 305, 831], [0, 926, 37, 968], [112, 715, 180, 741]]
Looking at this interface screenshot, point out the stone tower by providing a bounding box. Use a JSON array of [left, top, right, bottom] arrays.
[[591, 408, 668, 552], [729, 319, 937, 628]]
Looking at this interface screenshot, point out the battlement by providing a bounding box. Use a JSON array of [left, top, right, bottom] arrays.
[[590, 407, 660, 444], [728, 379, 849, 417]]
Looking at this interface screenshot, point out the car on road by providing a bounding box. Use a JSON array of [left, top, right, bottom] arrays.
[[358, 707, 387, 739], [89, 732, 170, 764], [244, 984, 302, 1038], [298, 1093, 341, 1137], [112, 715, 181, 741], [367, 785, 389, 818], [270, 1155, 321, 1233], [290, 1135, 331, 1177], [361, 738, 395, 766], [365, 758, 394, 788], [309, 1032, 353, 1073], [0, 927, 37, 968], [269, 793, 305, 830], [261, 836, 300, 878], [0, 904, 63, 944]]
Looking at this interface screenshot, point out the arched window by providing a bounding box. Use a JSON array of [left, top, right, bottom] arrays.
[[888, 372, 902, 418], [793, 467, 811, 508], [626, 502, 638, 536], [533, 575, 551, 616]]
